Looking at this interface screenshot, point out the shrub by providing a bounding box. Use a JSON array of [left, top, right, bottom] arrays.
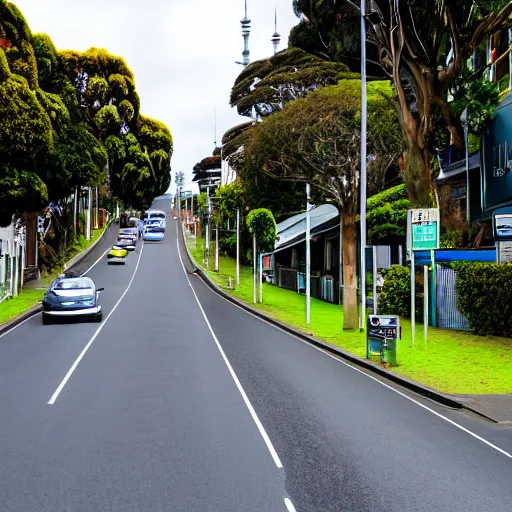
[[367, 184, 409, 245], [377, 265, 410, 317], [455, 262, 512, 337], [246, 208, 277, 253], [220, 234, 236, 258], [440, 230, 464, 248]]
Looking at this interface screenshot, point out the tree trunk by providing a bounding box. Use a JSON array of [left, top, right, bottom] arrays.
[[342, 213, 358, 330], [403, 140, 433, 207]]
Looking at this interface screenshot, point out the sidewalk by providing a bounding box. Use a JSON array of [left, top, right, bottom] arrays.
[[184, 233, 512, 423], [455, 395, 512, 423]]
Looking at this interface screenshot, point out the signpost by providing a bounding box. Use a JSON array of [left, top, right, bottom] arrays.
[[407, 208, 440, 346]]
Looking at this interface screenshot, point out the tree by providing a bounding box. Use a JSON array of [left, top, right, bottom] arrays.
[[367, 184, 409, 246], [59, 47, 139, 133], [0, 0, 174, 233], [231, 47, 359, 118], [362, 0, 512, 205], [246, 208, 277, 254], [0, 48, 52, 225], [290, 0, 384, 76], [246, 79, 401, 329], [217, 181, 244, 220]]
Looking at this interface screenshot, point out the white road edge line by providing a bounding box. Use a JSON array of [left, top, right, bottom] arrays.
[[0, 314, 39, 339], [284, 498, 297, 512], [179, 238, 512, 461], [47, 244, 145, 405], [80, 248, 110, 277], [176, 228, 283, 469]]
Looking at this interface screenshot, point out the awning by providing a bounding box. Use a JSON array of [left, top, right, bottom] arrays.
[[435, 152, 480, 182]]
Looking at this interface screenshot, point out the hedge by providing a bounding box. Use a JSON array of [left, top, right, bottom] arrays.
[[377, 265, 411, 317], [455, 262, 512, 337]]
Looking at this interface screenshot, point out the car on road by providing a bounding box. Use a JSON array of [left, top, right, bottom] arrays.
[[144, 210, 167, 232], [113, 236, 136, 251], [143, 225, 165, 242], [107, 246, 128, 264], [119, 227, 138, 237], [41, 275, 103, 324]]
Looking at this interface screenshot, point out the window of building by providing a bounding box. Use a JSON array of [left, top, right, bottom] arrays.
[[325, 240, 332, 270], [494, 27, 511, 92], [291, 248, 298, 269]]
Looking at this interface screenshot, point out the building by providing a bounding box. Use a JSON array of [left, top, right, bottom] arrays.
[[269, 205, 396, 304], [436, 25, 512, 242], [0, 219, 26, 302]]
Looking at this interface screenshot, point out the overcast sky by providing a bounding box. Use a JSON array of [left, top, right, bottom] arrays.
[[12, 0, 300, 192]]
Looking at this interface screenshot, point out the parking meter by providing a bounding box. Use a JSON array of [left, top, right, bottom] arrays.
[[367, 315, 400, 367]]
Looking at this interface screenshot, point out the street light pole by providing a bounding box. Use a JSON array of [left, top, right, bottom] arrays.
[[236, 209, 240, 287], [306, 183, 311, 325], [359, 0, 368, 331]]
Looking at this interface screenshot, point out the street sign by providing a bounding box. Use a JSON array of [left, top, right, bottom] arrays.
[[408, 208, 440, 251]]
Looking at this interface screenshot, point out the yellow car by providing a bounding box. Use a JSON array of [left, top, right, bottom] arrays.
[[107, 246, 128, 265]]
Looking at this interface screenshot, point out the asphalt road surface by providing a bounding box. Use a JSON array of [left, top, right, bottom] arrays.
[[1, 195, 511, 512]]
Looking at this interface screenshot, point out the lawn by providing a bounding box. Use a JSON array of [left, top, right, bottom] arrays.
[[187, 235, 512, 395], [0, 226, 107, 326]]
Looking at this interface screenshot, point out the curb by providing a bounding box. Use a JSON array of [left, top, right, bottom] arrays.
[[65, 219, 113, 270], [0, 220, 114, 336], [179, 227, 499, 423], [0, 304, 42, 337]]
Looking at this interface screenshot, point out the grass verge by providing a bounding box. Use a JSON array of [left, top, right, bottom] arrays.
[[187, 235, 512, 395], [0, 227, 107, 326]]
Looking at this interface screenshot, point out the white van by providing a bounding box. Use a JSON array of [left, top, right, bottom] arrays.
[[144, 210, 167, 231]]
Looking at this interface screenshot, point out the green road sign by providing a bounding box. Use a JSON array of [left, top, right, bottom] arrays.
[[412, 223, 437, 250], [408, 208, 440, 252]]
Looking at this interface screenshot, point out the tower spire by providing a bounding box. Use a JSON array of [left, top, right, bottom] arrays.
[[271, 6, 281, 55], [240, 0, 251, 66]]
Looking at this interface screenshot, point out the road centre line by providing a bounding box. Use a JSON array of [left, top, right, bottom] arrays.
[[177, 229, 512, 462], [47, 243, 145, 405], [175, 225, 283, 469]]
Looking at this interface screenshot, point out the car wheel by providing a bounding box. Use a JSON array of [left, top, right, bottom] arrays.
[[95, 312, 103, 323], [42, 314, 51, 325]]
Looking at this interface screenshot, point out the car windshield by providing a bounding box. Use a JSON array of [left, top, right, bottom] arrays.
[[52, 278, 93, 291]]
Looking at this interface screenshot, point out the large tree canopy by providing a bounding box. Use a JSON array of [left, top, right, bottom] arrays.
[[289, 0, 384, 76], [246, 79, 402, 329], [0, 0, 173, 226], [230, 47, 359, 118], [364, 0, 512, 205]]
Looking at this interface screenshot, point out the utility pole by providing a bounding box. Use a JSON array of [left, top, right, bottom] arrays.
[[236, 209, 240, 287], [85, 187, 91, 241], [306, 183, 311, 325], [359, 0, 368, 331]]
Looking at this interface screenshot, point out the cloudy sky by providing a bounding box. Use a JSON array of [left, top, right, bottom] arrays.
[[12, 0, 300, 192]]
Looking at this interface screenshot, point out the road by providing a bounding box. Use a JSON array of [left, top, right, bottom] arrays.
[[0, 194, 511, 512]]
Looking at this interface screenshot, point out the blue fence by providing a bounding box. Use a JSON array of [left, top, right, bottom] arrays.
[[436, 266, 470, 331]]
